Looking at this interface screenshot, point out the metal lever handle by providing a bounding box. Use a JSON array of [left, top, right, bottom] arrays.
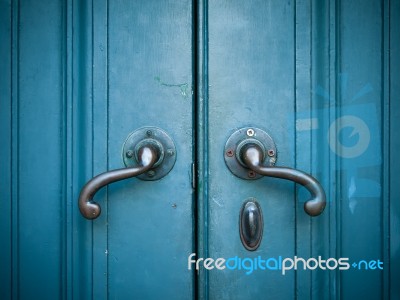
[[79, 145, 157, 219], [241, 144, 326, 216]]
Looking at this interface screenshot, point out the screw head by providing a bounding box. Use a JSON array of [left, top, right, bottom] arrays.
[[246, 129, 255, 137], [167, 149, 175, 156], [147, 170, 156, 177], [126, 150, 134, 158], [267, 149, 275, 157], [146, 130, 153, 137], [248, 171, 256, 178], [226, 149, 234, 157]]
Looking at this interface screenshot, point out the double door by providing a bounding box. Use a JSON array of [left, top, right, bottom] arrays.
[[1, 0, 399, 299]]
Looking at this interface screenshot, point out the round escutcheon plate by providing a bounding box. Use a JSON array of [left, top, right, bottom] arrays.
[[224, 127, 277, 180], [122, 126, 176, 181]]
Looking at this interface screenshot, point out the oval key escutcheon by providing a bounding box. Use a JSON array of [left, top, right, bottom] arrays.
[[239, 198, 263, 251]]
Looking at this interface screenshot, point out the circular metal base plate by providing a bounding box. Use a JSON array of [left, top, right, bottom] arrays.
[[122, 127, 176, 181], [224, 127, 277, 180]]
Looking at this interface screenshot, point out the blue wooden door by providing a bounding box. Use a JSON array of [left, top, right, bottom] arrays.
[[197, 1, 400, 299], [1, 0, 195, 299], [1, 0, 399, 299], [89, 1, 195, 299]]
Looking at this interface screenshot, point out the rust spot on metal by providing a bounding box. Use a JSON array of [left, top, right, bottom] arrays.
[[248, 171, 256, 178], [267, 149, 275, 157], [226, 149, 234, 157]]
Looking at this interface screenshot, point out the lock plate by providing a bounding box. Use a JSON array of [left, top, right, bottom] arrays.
[[224, 127, 277, 180], [239, 198, 263, 251], [123, 127, 176, 180]]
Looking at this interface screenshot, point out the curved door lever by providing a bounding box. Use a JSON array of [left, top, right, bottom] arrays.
[[241, 144, 326, 216], [79, 127, 177, 220], [79, 145, 157, 219], [224, 127, 326, 216]]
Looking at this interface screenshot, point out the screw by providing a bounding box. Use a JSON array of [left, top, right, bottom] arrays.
[[267, 149, 275, 157], [167, 149, 175, 156], [126, 150, 134, 158], [172, 203, 177, 208], [147, 170, 156, 177], [248, 171, 256, 178], [246, 129, 255, 137], [226, 149, 234, 157], [146, 130, 153, 137]]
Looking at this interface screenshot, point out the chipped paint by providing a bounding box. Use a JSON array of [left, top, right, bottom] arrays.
[[154, 76, 190, 98]]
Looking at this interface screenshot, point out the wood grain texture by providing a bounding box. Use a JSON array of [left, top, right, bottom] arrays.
[[0, 0, 398, 299]]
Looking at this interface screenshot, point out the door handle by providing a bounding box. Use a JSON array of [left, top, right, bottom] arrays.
[[224, 127, 326, 216], [79, 127, 176, 220], [79, 145, 157, 219], [241, 143, 326, 216]]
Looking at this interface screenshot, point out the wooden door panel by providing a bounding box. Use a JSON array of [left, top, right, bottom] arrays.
[[198, 0, 400, 299]]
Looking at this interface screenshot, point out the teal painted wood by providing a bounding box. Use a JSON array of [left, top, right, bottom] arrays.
[[92, 0, 109, 298], [0, 0, 12, 298], [309, 0, 331, 298], [1, 0, 196, 299], [0, 0, 66, 299], [390, 2, 400, 299], [206, 1, 297, 299], [390, 0, 400, 299], [105, 0, 195, 299], [72, 0, 196, 299], [337, 0, 390, 298], [1, 0, 399, 299], [200, 0, 400, 299], [70, 0, 96, 298], [195, 0, 210, 299]]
